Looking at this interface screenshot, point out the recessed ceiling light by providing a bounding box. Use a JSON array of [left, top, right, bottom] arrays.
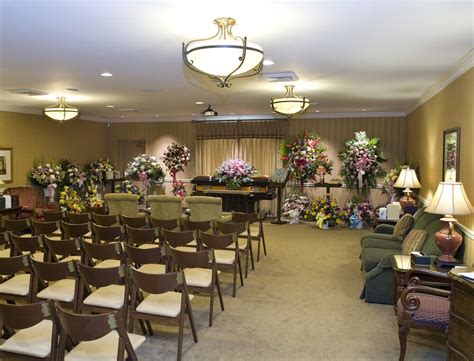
[[195, 101, 204, 105], [362, 109, 367, 111], [154, 114, 160, 117], [106, 105, 115, 108], [230, 112, 235, 115], [120, 115, 126, 118], [315, 110, 320, 113], [192, 113, 196, 116], [263, 59, 275, 66], [64, 88, 79, 92], [100, 72, 113, 77]]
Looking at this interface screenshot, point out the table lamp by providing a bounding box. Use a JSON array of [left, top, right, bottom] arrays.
[[393, 167, 422, 208], [425, 182, 473, 264]]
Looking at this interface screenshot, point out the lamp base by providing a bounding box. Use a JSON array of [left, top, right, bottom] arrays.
[[434, 221, 462, 263], [399, 192, 416, 209], [434, 257, 460, 268]]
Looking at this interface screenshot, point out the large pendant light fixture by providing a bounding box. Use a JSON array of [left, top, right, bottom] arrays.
[[182, 17, 264, 88], [43, 97, 80, 124], [270, 85, 310, 118]]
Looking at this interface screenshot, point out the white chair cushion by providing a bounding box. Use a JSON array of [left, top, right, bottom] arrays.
[[137, 263, 166, 274], [46, 235, 63, 241], [59, 255, 81, 263], [21, 251, 45, 261], [0, 274, 30, 296], [94, 259, 121, 268], [175, 246, 195, 253], [226, 239, 248, 250], [64, 330, 145, 361], [83, 285, 125, 310], [214, 249, 236, 265], [136, 292, 194, 318], [0, 319, 52, 358], [184, 268, 219, 288], [19, 233, 33, 238], [37, 279, 76, 302], [0, 248, 11, 257], [137, 243, 159, 249]]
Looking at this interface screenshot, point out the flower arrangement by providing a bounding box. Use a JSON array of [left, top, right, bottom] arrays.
[[62, 161, 87, 189], [338, 131, 387, 193], [86, 158, 114, 183], [282, 194, 309, 224], [212, 159, 257, 190], [172, 180, 187, 198], [281, 130, 333, 188], [29, 162, 64, 198], [126, 154, 165, 183], [161, 143, 191, 179], [58, 186, 85, 214], [381, 162, 406, 203], [446, 138, 457, 169], [304, 196, 343, 229], [85, 184, 104, 208], [343, 200, 374, 227], [114, 180, 143, 203]]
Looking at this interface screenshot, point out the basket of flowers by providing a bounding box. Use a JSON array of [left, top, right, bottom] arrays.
[[85, 184, 104, 208], [61, 160, 87, 189], [86, 158, 114, 184], [282, 194, 309, 224], [304, 196, 344, 229], [58, 186, 85, 214], [212, 159, 257, 190], [343, 200, 374, 229]]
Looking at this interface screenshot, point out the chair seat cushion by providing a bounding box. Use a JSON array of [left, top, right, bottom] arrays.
[[138, 263, 166, 274], [83, 285, 125, 310], [94, 259, 121, 268], [59, 255, 82, 263], [361, 247, 401, 272], [0, 248, 11, 257], [214, 249, 236, 265], [46, 235, 63, 241], [0, 319, 52, 358], [397, 293, 450, 328], [37, 279, 76, 302], [136, 291, 194, 318], [64, 330, 145, 361], [138, 243, 160, 249], [184, 268, 219, 288], [226, 239, 248, 250], [175, 246, 196, 253], [0, 273, 31, 296], [21, 251, 45, 261]]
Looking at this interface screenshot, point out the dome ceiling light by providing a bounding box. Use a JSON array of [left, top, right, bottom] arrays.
[[270, 85, 310, 119], [43, 97, 80, 124], [182, 17, 264, 88]]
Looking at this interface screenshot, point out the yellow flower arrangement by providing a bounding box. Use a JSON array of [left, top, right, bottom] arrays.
[[58, 186, 85, 214]]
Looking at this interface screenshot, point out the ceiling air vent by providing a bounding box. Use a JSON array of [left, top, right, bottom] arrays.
[[262, 71, 299, 82], [118, 108, 137, 112], [6, 88, 49, 96]]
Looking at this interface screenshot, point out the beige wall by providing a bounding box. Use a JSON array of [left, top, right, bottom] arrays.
[[0, 111, 108, 187], [407, 68, 474, 265]]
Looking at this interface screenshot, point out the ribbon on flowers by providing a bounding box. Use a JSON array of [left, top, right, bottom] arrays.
[[349, 213, 361, 227], [357, 169, 365, 189], [315, 212, 326, 229]]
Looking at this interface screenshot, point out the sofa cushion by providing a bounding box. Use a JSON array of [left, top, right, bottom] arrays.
[[402, 229, 428, 255], [361, 247, 401, 273], [393, 214, 414, 240]]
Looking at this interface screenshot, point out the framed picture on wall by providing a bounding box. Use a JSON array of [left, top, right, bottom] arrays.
[[442, 127, 460, 182], [0, 148, 12, 183]]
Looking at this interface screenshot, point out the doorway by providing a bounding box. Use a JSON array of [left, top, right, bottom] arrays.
[[117, 139, 146, 175]]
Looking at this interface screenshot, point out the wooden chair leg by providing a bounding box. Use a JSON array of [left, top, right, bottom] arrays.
[[209, 283, 215, 327], [128, 312, 135, 333], [215, 274, 224, 311], [145, 320, 153, 336], [244, 248, 249, 278], [256, 236, 261, 262], [186, 296, 198, 343], [177, 310, 185, 361], [261, 228, 267, 256], [398, 321, 410, 361], [238, 256, 244, 286], [138, 319, 148, 335], [249, 242, 255, 270], [232, 262, 237, 298]]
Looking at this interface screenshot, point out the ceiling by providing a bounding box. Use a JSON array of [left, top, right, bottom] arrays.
[[0, 0, 472, 122]]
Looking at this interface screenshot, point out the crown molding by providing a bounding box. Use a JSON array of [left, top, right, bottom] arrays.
[[406, 49, 474, 114]]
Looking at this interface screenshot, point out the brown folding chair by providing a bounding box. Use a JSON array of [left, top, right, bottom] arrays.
[[150, 217, 181, 245], [0, 300, 59, 360], [92, 213, 120, 226], [9, 234, 47, 261], [199, 231, 243, 297], [126, 225, 159, 248], [56, 305, 144, 361], [31, 258, 80, 312], [163, 229, 198, 252], [31, 220, 62, 240], [86, 205, 107, 215], [124, 243, 168, 275], [92, 223, 123, 243], [81, 240, 125, 268], [4, 218, 33, 236], [232, 211, 267, 261], [67, 212, 90, 224], [61, 221, 92, 242], [0, 255, 36, 303], [129, 269, 198, 360], [44, 236, 83, 263], [170, 248, 224, 327], [215, 221, 254, 278], [0, 231, 13, 257], [76, 263, 129, 326], [182, 219, 213, 233], [121, 214, 148, 229], [43, 210, 64, 222]]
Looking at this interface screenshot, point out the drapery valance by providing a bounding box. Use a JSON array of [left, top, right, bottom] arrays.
[[194, 120, 288, 139]]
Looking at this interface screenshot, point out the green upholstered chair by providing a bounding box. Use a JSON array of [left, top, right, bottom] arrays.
[[104, 193, 142, 218], [185, 196, 223, 222], [147, 195, 182, 220], [359, 207, 448, 304]]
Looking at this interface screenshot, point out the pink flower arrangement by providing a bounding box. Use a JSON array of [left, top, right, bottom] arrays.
[[162, 143, 191, 178], [213, 159, 257, 189], [172, 180, 187, 198]]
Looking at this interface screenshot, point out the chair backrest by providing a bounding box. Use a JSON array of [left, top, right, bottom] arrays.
[[31, 258, 77, 282], [44, 237, 82, 262], [182, 219, 213, 232], [67, 212, 90, 224], [93, 223, 123, 243], [9, 234, 44, 258], [185, 196, 222, 222], [62, 221, 91, 239], [86, 205, 107, 215], [147, 195, 183, 220], [3, 218, 31, 234], [43, 210, 64, 222], [104, 193, 140, 217], [32, 219, 61, 236], [126, 225, 158, 246], [0, 254, 30, 276], [162, 229, 196, 248], [123, 243, 166, 267], [171, 248, 214, 269], [150, 217, 180, 231], [82, 241, 124, 264], [121, 214, 148, 229], [77, 263, 125, 288], [199, 231, 235, 250], [55, 306, 138, 361], [130, 268, 183, 295], [215, 221, 247, 235], [232, 211, 259, 224], [93, 213, 120, 226]]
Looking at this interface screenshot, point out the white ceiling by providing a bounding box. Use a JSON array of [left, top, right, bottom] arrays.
[[0, 0, 472, 122]]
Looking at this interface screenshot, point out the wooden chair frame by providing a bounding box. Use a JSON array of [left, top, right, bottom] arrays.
[[232, 211, 267, 261], [0, 255, 36, 303], [66, 212, 90, 225], [92, 213, 119, 227], [10, 233, 47, 261], [92, 223, 123, 243]]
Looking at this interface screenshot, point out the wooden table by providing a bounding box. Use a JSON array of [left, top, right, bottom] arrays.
[[447, 267, 474, 360], [0, 206, 22, 218]]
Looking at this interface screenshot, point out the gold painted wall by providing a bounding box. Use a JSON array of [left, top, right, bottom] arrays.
[[407, 68, 474, 265], [0, 111, 108, 187]]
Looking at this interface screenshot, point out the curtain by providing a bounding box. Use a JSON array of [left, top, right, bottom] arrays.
[[196, 138, 238, 175]]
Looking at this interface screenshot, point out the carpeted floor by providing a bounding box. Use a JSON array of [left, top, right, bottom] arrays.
[[136, 223, 447, 360]]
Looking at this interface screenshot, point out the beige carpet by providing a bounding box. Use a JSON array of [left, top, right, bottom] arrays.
[[136, 223, 447, 360]]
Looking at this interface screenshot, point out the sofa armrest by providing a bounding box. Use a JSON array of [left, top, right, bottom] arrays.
[[361, 237, 403, 251], [374, 224, 395, 234]]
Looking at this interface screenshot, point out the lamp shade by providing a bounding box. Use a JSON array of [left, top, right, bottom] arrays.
[[425, 182, 474, 216], [43, 97, 80, 124], [393, 167, 421, 189]]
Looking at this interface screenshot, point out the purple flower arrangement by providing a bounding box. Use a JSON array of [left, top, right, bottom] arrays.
[[343, 201, 374, 225], [213, 159, 257, 190]]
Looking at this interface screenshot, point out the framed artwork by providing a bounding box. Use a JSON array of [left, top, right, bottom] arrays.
[[442, 127, 460, 182], [0, 148, 12, 183]]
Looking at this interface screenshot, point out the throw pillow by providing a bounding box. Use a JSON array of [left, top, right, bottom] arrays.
[[393, 214, 414, 240], [401, 229, 428, 255]]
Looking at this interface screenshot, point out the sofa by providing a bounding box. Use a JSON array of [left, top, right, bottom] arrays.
[[359, 207, 446, 304]]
